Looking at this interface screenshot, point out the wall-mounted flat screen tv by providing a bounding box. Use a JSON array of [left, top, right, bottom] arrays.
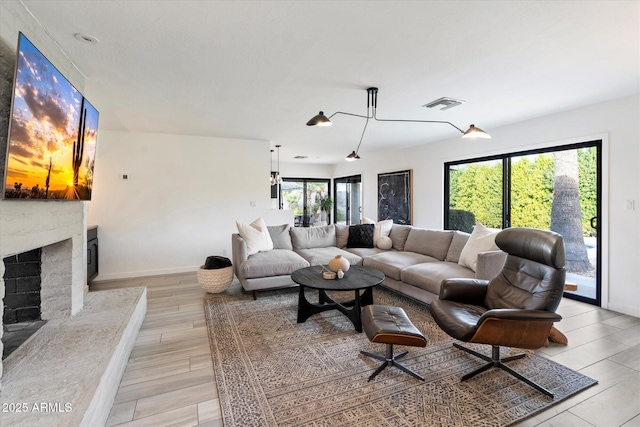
[[3, 32, 99, 200]]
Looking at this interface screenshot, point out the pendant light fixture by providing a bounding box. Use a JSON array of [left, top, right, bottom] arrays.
[[307, 87, 491, 160], [274, 145, 283, 184], [269, 149, 276, 186], [461, 124, 491, 139], [345, 115, 368, 161]]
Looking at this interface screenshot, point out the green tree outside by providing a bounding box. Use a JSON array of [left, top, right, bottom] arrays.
[[448, 147, 596, 236], [510, 154, 554, 229]]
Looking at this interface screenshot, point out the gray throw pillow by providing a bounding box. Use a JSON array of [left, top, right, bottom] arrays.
[[335, 224, 350, 248], [445, 230, 470, 263], [268, 224, 293, 250], [389, 224, 412, 251]]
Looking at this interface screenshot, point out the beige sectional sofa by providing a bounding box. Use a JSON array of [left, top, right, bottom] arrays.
[[232, 223, 506, 304]]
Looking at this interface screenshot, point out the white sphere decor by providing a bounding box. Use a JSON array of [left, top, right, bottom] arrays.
[[377, 236, 393, 250]]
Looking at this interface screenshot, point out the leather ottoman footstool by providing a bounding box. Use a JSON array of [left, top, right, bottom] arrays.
[[360, 304, 427, 381]]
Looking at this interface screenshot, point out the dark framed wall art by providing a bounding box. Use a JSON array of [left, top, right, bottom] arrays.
[[377, 169, 412, 224]]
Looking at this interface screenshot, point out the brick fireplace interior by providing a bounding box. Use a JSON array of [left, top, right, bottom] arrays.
[[2, 248, 46, 359]]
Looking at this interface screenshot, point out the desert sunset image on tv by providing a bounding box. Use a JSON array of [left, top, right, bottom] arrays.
[[3, 33, 98, 200]]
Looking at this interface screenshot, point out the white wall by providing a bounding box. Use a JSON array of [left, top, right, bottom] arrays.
[[334, 94, 640, 317], [279, 161, 334, 179], [86, 131, 287, 280]]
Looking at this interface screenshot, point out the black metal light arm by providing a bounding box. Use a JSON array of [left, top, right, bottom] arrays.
[[327, 111, 373, 121], [372, 115, 466, 134], [306, 87, 490, 159], [367, 87, 465, 134]]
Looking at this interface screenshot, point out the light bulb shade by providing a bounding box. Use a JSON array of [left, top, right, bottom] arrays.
[[345, 151, 360, 161], [306, 111, 332, 126], [462, 124, 491, 139]]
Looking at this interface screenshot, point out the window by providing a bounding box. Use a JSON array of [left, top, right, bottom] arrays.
[[445, 141, 602, 306]]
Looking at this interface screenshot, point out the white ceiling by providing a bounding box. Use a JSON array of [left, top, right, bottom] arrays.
[[19, 0, 640, 164]]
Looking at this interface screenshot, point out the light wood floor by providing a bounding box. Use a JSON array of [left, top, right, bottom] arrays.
[[91, 273, 640, 427]]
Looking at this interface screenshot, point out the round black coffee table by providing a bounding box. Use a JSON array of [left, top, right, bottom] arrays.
[[291, 265, 385, 332]]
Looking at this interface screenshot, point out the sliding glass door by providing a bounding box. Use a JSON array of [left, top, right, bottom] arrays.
[[334, 175, 362, 225], [445, 141, 601, 306], [280, 178, 331, 227], [447, 159, 503, 232]]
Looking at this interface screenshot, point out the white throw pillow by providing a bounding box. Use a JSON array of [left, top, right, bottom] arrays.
[[363, 217, 394, 248], [236, 217, 273, 256], [458, 222, 499, 272]]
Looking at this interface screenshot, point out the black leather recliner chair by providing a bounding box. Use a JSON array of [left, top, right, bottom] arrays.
[[430, 227, 566, 397]]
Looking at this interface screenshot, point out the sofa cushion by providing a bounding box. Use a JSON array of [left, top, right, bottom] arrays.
[[268, 224, 293, 250], [403, 228, 454, 261], [363, 251, 437, 281], [290, 224, 336, 250], [295, 247, 362, 267], [459, 222, 500, 272], [347, 224, 375, 248], [335, 224, 349, 249], [445, 230, 471, 263], [239, 249, 309, 279], [236, 217, 273, 255], [389, 224, 412, 251], [401, 262, 475, 295], [343, 247, 388, 259]]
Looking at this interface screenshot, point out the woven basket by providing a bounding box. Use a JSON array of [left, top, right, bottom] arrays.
[[197, 265, 234, 293]]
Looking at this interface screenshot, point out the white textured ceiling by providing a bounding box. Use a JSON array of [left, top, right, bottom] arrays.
[[18, 0, 640, 164]]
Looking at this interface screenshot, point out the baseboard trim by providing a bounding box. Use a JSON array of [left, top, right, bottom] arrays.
[[606, 302, 640, 318], [93, 265, 200, 282]]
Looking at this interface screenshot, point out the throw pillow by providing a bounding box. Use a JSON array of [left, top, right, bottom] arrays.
[[363, 217, 394, 248], [335, 224, 350, 248], [458, 222, 499, 272], [445, 230, 471, 263], [377, 236, 393, 250], [236, 217, 273, 256], [388, 224, 412, 251], [347, 224, 375, 248], [267, 224, 292, 250]]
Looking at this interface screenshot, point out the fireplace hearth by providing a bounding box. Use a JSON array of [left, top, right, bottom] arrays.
[[2, 320, 46, 360]]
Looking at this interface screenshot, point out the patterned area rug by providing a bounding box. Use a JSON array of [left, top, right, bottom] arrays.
[[204, 287, 597, 427]]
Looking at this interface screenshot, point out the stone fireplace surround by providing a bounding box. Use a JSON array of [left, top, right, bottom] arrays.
[[0, 201, 147, 426], [0, 202, 87, 365]]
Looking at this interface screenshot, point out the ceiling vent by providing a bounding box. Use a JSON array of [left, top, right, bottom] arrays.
[[422, 97, 465, 111]]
